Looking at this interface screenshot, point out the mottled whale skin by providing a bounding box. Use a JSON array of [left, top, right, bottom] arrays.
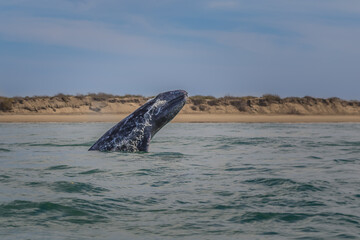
[[89, 90, 188, 152]]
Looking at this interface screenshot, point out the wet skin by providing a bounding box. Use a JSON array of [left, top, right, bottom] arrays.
[[89, 90, 188, 152]]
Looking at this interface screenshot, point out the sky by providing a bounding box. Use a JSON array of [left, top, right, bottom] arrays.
[[0, 0, 360, 99]]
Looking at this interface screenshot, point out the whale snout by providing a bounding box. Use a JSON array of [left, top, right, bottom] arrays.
[[168, 90, 188, 105], [178, 90, 188, 98], [156, 89, 188, 102], [172, 90, 188, 100], [173, 90, 188, 102], [169, 89, 188, 97]]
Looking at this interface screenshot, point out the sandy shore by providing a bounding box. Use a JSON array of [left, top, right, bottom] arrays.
[[1, 114, 360, 123]]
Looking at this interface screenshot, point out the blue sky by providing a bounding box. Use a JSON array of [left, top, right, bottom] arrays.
[[1, 0, 360, 99]]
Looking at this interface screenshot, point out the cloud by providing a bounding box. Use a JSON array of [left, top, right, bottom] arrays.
[[1, 0, 360, 98], [0, 16, 188, 57]]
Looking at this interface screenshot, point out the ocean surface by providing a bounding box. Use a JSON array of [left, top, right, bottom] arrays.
[[0, 123, 359, 239]]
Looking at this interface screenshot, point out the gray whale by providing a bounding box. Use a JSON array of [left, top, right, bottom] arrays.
[[89, 90, 188, 152]]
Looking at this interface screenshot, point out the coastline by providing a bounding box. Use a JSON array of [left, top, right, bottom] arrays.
[[1, 114, 360, 123]]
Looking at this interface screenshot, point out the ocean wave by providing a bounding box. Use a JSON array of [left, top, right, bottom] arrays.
[[0, 200, 107, 225], [229, 212, 311, 223], [27, 142, 94, 147], [51, 181, 109, 194]]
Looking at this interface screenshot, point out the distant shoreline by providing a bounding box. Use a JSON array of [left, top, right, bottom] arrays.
[[1, 114, 360, 123], [1, 94, 360, 116]]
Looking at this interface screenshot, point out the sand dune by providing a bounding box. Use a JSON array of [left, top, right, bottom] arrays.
[[1, 94, 360, 122]]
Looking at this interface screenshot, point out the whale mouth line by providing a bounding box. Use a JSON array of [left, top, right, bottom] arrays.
[[166, 94, 187, 107]]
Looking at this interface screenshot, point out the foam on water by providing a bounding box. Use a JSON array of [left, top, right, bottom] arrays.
[[0, 123, 360, 239]]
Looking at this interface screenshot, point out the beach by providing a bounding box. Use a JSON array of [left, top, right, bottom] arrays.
[[1, 113, 360, 123]]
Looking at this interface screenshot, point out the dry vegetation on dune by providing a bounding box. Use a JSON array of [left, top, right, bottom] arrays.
[[187, 94, 360, 115], [1, 93, 360, 115], [0, 93, 149, 114]]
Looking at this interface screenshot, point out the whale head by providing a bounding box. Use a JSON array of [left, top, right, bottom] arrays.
[[89, 90, 188, 152], [144, 90, 188, 135]]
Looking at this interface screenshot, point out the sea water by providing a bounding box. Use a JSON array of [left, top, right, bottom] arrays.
[[0, 123, 359, 239]]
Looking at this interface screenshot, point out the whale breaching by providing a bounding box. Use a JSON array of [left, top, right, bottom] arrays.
[[89, 90, 188, 152]]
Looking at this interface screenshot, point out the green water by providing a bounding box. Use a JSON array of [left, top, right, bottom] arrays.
[[0, 123, 359, 239]]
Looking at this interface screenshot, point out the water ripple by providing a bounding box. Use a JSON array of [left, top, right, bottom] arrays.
[[0, 200, 107, 225], [231, 212, 311, 223], [51, 181, 109, 194], [0, 123, 359, 239]]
